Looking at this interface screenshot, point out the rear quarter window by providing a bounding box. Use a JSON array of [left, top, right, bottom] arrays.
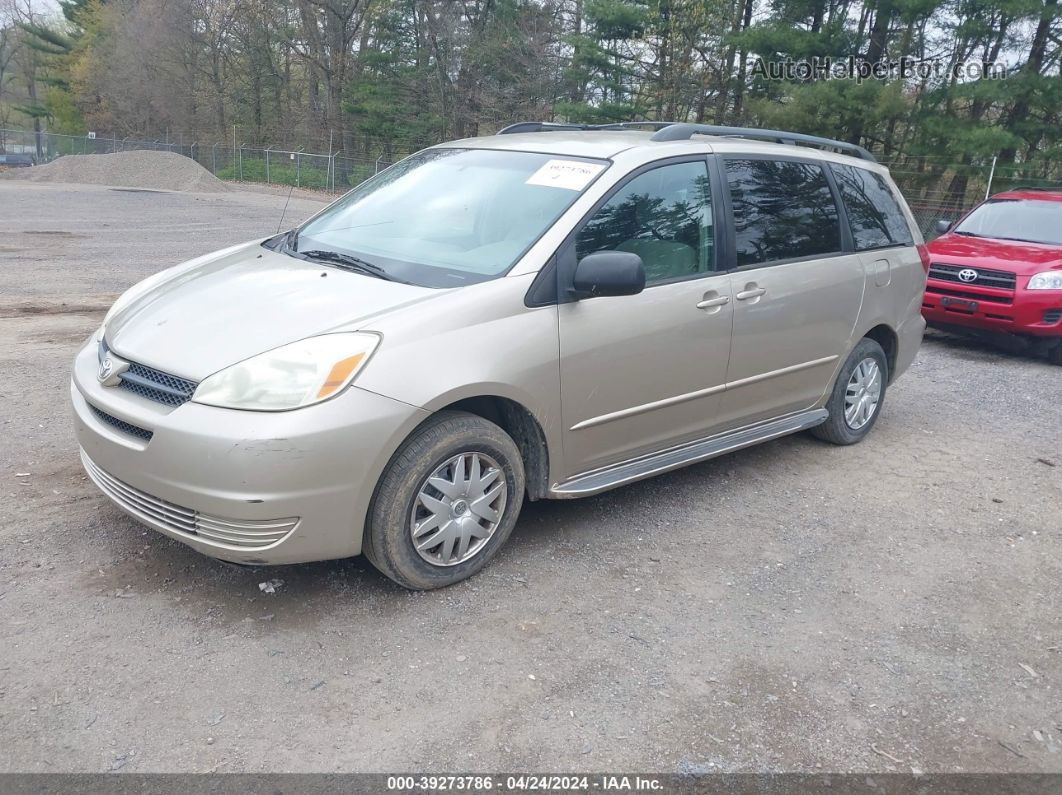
[[832, 164, 914, 250], [725, 159, 842, 267]]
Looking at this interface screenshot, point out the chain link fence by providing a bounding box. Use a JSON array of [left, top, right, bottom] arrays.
[[881, 158, 1062, 239], [0, 128, 393, 193], [2, 127, 1059, 229]]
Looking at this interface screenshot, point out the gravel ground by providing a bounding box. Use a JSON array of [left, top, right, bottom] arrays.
[[1, 182, 1060, 774], [0, 182, 325, 308], [1, 151, 230, 193]]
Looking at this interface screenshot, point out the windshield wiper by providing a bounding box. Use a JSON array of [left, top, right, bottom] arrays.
[[954, 230, 1046, 244], [986, 235, 1045, 244], [296, 249, 400, 281]]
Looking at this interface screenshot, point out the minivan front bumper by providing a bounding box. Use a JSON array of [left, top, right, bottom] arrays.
[[71, 336, 428, 565]]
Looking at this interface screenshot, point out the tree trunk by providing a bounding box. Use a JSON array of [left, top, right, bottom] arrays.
[[730, 0, 754, 122], [998, 0, 1056, 164], [847, 0, 893, 144]]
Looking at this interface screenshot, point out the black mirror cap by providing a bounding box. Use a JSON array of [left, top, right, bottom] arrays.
[[935, 218, 953, 235], [572, 251, 646, 298]]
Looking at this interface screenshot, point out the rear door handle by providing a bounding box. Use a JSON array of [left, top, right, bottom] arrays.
[[735, 287, 766, 301], [696, 296, 730, 309]]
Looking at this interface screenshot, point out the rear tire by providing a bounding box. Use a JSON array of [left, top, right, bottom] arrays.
[[811, 337, 888, 446], [363, 410, 525, 590]]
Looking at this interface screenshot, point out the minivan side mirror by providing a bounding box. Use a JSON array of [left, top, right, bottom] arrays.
[[572, 251, 646, 298], [935, 218, 953, 235]]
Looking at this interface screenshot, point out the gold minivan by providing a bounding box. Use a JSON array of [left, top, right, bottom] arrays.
[[72, 122, 927, 589]]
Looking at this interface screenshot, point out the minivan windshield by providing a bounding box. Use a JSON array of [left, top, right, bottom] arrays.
[[291, 148, 609, 287], [953, 198, 1062, 245]]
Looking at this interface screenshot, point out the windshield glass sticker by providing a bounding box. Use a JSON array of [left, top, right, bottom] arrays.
[[525, 159, 605, 191]]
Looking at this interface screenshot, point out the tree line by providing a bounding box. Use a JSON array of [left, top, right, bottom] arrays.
[[1, 0, 1059, 206]]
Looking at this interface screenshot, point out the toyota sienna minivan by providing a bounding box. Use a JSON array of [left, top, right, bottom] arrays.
[[72, 122, 927, 589]]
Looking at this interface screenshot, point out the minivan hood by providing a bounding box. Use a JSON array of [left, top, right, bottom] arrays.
[[107, 241, 438, 381], [928, 234, 1062, 274]]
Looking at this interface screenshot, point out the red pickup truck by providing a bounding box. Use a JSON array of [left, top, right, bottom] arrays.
[[923, 188, 1062, 364]]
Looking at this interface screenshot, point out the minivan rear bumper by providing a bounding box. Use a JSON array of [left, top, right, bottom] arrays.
[[892, 311, 926, 382], [71, 335, 428, 565]]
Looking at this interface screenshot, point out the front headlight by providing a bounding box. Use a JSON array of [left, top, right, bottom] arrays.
[[191, 333, 380, 411], [1028, 271, 1062, 290]]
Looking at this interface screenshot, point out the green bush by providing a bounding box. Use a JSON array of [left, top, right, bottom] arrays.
[[50, 136, 107, 156], [346, 163, 377, 187], [216, 157, 330, 189]]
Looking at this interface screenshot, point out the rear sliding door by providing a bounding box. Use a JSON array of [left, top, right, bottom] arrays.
[[717, 156, 865, 429]]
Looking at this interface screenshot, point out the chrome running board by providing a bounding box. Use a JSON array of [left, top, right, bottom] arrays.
[[550, 409, 828, 498]]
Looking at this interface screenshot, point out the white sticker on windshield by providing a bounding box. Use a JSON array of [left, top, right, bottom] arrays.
[[525, 159, 605, 191]]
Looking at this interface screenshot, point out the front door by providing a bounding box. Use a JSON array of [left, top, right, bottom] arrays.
[[717, 157, 865, 429], [558, 158, 734, 477]]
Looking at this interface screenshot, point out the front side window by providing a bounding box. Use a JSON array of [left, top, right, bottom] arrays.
[[953, 198, 1062, 245], [832, 164, 913, 250], [575, 161, 714, 284], [726, 159, 841, 267], [294, 148, 609, 287]]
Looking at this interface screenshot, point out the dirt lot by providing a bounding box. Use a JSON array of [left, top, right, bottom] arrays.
[[1, 182, 1060, 774]]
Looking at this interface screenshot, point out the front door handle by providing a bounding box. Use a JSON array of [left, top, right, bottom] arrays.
[[735, 286, 767, 301], [696, 296, 730, 309]]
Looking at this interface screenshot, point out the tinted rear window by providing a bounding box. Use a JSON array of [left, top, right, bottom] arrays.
[[726, 159, 841, 267], [832, 164, 913, 250]]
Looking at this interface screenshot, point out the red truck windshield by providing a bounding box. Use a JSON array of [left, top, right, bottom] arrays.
[[954, 198, 1062, 246]]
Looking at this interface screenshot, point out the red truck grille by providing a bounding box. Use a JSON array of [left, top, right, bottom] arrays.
[[924, 286, 1012, 305], [928, 263, 1016, 290]]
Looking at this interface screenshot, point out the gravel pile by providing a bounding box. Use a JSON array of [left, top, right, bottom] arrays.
[[2, 150, 230, 192]]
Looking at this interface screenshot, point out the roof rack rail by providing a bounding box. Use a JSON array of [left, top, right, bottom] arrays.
[[497, 120, 679, 135], [496, 120, 877, 162], [497, 122, 594, 134], [650, 123, 876, 162], [596, 121, 678, 131], [1000, 185, 1062, 193]]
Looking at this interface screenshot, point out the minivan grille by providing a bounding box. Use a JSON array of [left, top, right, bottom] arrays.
[[89, 404, 154, 442], [99, 339, 198, 406], [928, 263, 1016, 290], [118, 362, 197, 407], [82, 452, 299, 548]]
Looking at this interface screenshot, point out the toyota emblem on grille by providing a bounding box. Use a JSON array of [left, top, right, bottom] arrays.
[[958, 268, 979, 283], [97, 355, 129, 387]]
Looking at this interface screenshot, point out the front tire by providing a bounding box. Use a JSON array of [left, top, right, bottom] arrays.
[[363, 411, 525, 590], [811, 337, 888, 445]]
